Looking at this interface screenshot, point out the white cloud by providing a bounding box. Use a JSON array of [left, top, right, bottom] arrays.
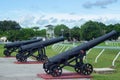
[[17, 13, 120, 28], [0, 10, 120, 28], [49, 17, 58, 23], [36, 19, 49, 25], [83, 0, 118, 9]]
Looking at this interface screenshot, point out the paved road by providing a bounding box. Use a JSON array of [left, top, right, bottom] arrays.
[[0, 57, 92, 80], [0, 57, 44, 80], [0, 57, 74, 80]]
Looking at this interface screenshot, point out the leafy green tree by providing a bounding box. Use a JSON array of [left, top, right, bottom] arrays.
[[6, 30, 20, 41], [80, 20, 104, 40], [6, 28, 35, 41], [106, 24, 120, 40], [20, 28, 35, 40], [39, 29, 46, 37], [6, 28, 47, 41], [34, 29, 46, 37], [0, 20, 21, 31], [71, 26, 80, 41], [54, 24, 69, 38], [0, 30, 5, 37]]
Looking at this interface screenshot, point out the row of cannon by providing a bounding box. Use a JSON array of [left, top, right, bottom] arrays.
[[3, 30, 117, 77]]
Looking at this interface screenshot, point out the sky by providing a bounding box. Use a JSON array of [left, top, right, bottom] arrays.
[[0, 0, 120, 29]]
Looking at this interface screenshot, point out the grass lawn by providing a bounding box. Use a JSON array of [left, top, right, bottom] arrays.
[[0, 44, 5, 57], [0, 42, 120, 80], [87, 49, 120, 80]]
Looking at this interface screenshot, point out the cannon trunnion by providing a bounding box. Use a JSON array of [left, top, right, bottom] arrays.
[[43, 30, 117, 77], [16, 37, 64, 62], [3, 39, 42, 56]]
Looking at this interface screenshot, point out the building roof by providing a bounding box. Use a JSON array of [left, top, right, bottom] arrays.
[[45, 24, 53, 27]]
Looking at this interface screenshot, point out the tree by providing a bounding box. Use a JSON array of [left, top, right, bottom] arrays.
[[34, 29, 46, 37], [80, 20, 104, 40], [6, 28, 35, 41], [71, 26, 80, 41], [0, 20, 21, 31], [6, 30, 21, 41], [54, 24, 69, 38], [40, 29, 46, 37], [106, 24, 120, 40]]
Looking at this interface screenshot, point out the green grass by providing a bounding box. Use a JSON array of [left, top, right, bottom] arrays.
[[87, 49, 120, 80], [0, 44, 5, 56], [0, 44, 18, 57], [0, 42, 120, 80]]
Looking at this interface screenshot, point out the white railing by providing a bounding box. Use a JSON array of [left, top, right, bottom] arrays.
[[95, 49, 105, 63], [112, 52, 120, 66]]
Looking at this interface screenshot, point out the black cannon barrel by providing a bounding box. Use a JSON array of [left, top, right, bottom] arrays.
[[48, 30, 117, 64], [4, 39, 42, 48], [20, 36, 64, 51]]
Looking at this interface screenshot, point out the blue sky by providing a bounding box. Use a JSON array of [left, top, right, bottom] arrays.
[[0, 0, 120, 28]]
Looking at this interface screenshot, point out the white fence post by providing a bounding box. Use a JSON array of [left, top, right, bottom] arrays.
[[65, 47, 70, 51], [87, 49, 92, 54], [59, 46, 65, 53], [95, 49, 105, 63], [83, 49, 92, 61], [112, 52, 120, 66]]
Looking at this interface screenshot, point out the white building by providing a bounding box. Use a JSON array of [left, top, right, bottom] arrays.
[[0, 36, 7, 42], [45, 25, 54, 38]]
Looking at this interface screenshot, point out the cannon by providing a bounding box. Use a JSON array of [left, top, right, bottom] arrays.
[[4, 39, 42, 56], [43, 30, 117, 77], [16, 36, 64, 62]]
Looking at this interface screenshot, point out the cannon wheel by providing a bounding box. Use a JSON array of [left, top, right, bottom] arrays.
[[41, 55, 48, 62], [43, 63, 50, 74], [37, 55, 48, 62], [74, 67, 82, 74], [81, 63, 93, 75], [4, 50, 11, 56], [44, 68, 50, 74], [50, 65, 62, 77], [74, 62, 83, 74], [16, 54, 27, 62]]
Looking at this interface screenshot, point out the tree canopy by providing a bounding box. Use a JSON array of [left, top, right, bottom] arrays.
[[80, 20, 106, 40], [0, 20, 119, 41], [0, 20, 21, 31], [71, 26, 80, 41], [54, 24, 69, 38]]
